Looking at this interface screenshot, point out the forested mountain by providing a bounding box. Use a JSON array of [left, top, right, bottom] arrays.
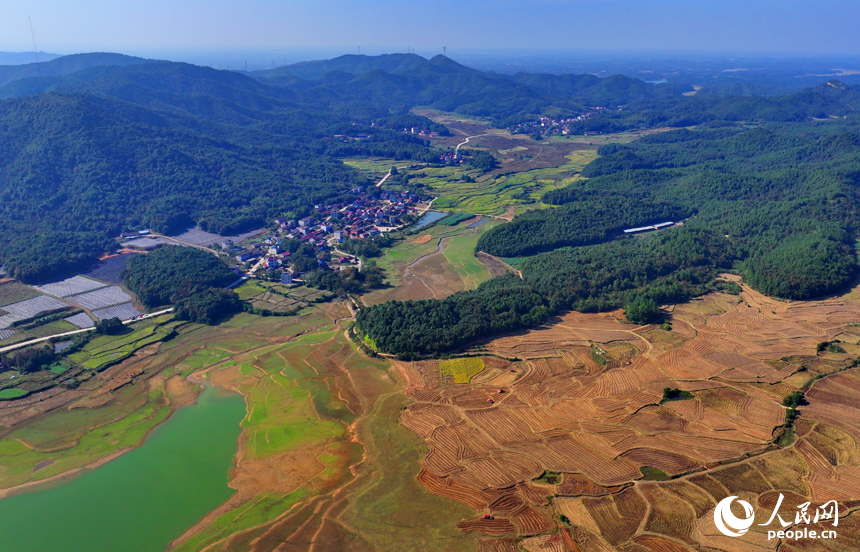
[[252, 54, 684, 124], [0, 92, 368, 282], [0, 52, 149, 87], [252, 53, 478, 80]]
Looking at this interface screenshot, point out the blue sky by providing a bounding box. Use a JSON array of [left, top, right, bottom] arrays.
[[3, 0, 859, 57]]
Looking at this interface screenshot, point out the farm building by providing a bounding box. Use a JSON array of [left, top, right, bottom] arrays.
[[623, 222, 675, 234]]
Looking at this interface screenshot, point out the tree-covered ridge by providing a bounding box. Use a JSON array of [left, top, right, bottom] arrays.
[[476, 193, 692, 257], [561, 81, 860, 134], [123, 247, 242, 325], [253, 53, 684, 125], [0, 52, 149, 87], [123, 246, 237, 307], [552, 122, 860, 299], [356, 228, 734, 356]]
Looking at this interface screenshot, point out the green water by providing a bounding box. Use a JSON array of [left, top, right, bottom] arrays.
[[0, 385, 245, 552]]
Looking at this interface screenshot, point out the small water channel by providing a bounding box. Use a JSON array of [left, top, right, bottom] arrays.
[[0, 384, 245, 552], [413, 211, 448, 229]]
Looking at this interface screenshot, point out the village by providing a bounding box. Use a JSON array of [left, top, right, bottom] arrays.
[[509, 106, 607, 136], [230, 187, 432, 284]]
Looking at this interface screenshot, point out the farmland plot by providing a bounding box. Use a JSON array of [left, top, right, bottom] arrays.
[[92, 303, 141, 321], [0, 296, 70, 329], [82, 254, 134, 284], [65, 312, 96, 329], [34, 276, 105, 297], [0, 282, 41, 307], [399, 279, 860, 548], [66, 287, 133, 310]]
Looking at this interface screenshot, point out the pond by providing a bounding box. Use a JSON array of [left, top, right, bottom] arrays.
[[413, 211, 448, 228], [0, 384, 245, 552]]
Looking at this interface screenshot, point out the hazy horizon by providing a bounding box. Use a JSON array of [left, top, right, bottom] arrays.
[[3, 0, 859, 62]]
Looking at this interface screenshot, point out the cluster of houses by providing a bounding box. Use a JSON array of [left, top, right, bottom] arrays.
[[438, 151, 463, 164], [233, 235, 339, 283], [510, 107, 608, 136], [402, 127, 441, 137], [330, 122, 440, 141], [231, 189, 429, 277]]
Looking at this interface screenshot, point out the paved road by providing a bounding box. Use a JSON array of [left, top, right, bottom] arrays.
[[0, 308, 174, 354], [375, 170, 393, 188], [455, 134, 489, 152], [149, 233, 222, 256]]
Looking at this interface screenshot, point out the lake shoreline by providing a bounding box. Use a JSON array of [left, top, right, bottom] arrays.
[[0, 373, 211, 501], [0, 376, 246, 552]]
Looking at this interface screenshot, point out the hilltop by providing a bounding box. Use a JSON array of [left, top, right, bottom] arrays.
[[0, 52, 150, 87]]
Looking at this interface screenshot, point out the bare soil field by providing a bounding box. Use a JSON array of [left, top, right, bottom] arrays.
[[400, 281, 860, 549], [412, 234, 434, 244]]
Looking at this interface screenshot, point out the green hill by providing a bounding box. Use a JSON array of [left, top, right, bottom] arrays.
[[0, 52, 151, 87], [0, 92, 365, 282]]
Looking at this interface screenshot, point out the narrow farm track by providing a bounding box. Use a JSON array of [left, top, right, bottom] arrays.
[[148, 232, 223, 255]]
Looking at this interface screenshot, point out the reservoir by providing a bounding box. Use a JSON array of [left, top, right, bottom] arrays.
[[0, 384, 245, 552], [414, 211, 448, 228]]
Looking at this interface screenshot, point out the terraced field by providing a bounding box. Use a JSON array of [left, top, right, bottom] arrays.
[[398, 278, 860, 549], [66, 318, 181, 370], [430, 151, 596, 217], [234, 280, 327, 313]]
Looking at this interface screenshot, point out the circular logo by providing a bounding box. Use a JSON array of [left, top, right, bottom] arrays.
[[714, 496, 755, 537]]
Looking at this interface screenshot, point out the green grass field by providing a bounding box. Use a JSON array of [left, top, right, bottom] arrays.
[[342, 158, 402, 176], [234, 281, 266, 300], [342, 150, 596, 217], [0, 282, 41, 307], [0, 388, 27, 400]]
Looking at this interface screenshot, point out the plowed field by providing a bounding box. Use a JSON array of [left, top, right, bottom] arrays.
[[400, 280, 860, 549]]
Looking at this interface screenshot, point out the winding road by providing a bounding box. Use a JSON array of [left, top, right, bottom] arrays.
[[455, 134, 489, 152]]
